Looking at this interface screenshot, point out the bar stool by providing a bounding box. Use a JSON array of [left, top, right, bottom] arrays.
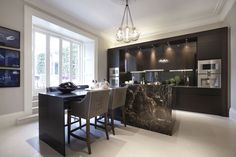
[[67, 89, 110, 154], [95, 87, 128, 135]]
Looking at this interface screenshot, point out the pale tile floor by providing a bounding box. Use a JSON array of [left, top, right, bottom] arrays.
[[0, 111, 236, 157]]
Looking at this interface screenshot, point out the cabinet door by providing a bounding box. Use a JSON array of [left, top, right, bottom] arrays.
[[197, 29, 226, 60], [119, 50, 137, 72], [126, 51, 137, 72], [107, 49, 120, 68]]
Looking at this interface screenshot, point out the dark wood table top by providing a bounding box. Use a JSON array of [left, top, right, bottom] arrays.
[[39, 89, 88, 109], [39, 89, 88, 104], [40, 89, 87, 98]]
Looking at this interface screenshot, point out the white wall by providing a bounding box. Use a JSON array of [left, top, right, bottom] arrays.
[[224, 2, 236, 112], [98, 38, 110, 81], [0, 0, 24, 116]]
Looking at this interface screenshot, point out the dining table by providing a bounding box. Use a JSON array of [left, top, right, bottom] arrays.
[[38, 89, 87, 156]]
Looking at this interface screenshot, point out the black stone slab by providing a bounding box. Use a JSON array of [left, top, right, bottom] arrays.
[[125, 84, 174, 135]]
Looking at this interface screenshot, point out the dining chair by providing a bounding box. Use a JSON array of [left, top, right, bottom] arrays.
[[46, 86, 82, 127], [95, 87, 128, 135], [67, 89, 110, 154], [108, 87, 128, 135]]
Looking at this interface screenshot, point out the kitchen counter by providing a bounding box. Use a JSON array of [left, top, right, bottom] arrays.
[[124, 84, 174, 135], [173, 85, 221, 89]]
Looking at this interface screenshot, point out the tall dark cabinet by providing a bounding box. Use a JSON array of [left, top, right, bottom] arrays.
[[107, 48, 120, 79]]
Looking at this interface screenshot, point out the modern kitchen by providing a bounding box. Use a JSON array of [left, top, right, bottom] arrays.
[[0, 0, 236, 157]]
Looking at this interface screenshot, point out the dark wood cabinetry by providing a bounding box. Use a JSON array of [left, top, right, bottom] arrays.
[[107, 49, 119, 68], [161, 43, 196, 70], [172, 87, 223, 116], [116, 43, 197, 72], [197, 28, 227, 60]]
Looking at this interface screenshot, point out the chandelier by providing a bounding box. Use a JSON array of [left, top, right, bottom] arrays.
[[116, 0, 140, 43]]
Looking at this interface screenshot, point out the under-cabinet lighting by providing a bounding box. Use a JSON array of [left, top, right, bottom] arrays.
[[130, 71, 145, 74], [144, 69, 164, 72], [169, 69, 193, 72]]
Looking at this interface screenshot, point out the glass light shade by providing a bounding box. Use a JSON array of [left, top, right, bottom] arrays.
[[116, 28, 124, 41], [131, 27, 140, 41], [123, 26, 131, 43]]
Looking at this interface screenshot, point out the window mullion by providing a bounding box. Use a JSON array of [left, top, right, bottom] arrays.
[[80, 43, 83, 84], [59, 38, 62, 84], [46, 34, 50, 88], [70, 41, 73, 82], [81, 44, 85, 84], [32, 30, 35, 96]]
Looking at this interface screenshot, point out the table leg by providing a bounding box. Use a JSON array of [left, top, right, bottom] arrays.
[[39, 94, 66, 156]]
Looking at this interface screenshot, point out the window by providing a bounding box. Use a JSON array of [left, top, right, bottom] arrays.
[[32, 27, 93, 95], [33, 32, 46, 90]]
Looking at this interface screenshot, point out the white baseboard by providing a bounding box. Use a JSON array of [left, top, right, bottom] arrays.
[[229, 108, 236, 122], [0, 111, 26, 129]]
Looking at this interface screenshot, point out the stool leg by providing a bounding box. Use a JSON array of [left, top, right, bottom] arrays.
[[111, 110, 115, 135], [122, 106, 126, 127], [104, 113, 109, 140], [79, 118, 82, 127], [86, 118, 91, 154], [95, 116, 97, 129]]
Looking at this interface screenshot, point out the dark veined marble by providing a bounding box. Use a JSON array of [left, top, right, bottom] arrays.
[[125, 84, 174, 135]]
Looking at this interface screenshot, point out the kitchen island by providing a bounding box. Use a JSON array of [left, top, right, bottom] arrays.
[[124, 84, 174, 135]]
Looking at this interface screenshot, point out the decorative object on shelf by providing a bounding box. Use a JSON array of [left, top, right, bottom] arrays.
[[158, 59, 169, 63], [0, 48, 20, 68], [58, 82, 77, 93], [0, 69, 20, 87], [116, 0, 140, 43], [0, 26, 20, 49]]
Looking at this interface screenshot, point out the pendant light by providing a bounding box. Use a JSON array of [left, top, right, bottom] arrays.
[[116, 0, 140, 43]]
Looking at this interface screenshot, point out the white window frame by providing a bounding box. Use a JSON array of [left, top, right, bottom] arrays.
[[32, 26, 84, 96]]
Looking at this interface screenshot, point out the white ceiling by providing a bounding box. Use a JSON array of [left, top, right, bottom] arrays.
[[26, 0, 235, 43]]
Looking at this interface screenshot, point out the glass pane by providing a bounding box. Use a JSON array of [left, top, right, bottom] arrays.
[[34, 32, 46, 89], [50, 36, 60, 86], [62, 40, 70, 83], [71, 43, 80, 85], [83, 43, 95, 85]]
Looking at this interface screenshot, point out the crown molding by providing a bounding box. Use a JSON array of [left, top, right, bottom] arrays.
[[219, 0, 236, 20], [213, 0, 226, 16]]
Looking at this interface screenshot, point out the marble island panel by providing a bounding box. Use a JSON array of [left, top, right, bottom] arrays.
[[125, 84, 174, 135]]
